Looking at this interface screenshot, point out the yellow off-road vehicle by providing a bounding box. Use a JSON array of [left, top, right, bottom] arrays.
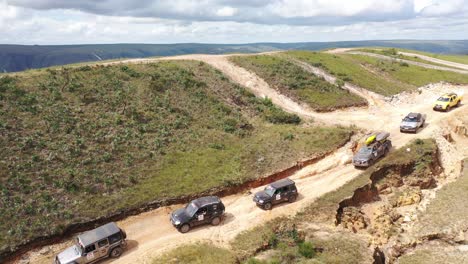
[[433, 93, 462, 112]]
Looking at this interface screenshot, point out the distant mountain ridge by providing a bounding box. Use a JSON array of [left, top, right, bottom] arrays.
[[1, 40, 468, 72]]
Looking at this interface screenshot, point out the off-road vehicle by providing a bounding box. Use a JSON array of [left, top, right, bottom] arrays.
[[353, 132, 392, 168], [253, 178, 298, 210], [400, 112, 426, 133], [170, 196, 225, 233], [433, 93, 462, 111], [54, 222, 127, 264]]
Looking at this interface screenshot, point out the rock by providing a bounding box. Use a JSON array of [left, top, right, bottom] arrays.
[[393, 188, 422, 207], [404, 175, 436, 189], [18, 255, 30, 264], [39, 246, 51, 255], [341, 207, 367, 232], [403, 214, 411, 222]]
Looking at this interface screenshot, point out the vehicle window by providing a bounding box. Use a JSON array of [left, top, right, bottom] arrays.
[[98, 239, 109, 248], [265, 186, 275, 196], [85, 244, 96, 253], [358, 147, 373, 154], [437, 97, 449, 102], [197, 207, 207, 215], [108, 233, 122, 244], [185, 202, 198, 217]]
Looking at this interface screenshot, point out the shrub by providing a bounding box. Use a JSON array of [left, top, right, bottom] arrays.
[[298, 242, 315, 258], [399, 62, 409, 67], [265, 109, 301, 124]]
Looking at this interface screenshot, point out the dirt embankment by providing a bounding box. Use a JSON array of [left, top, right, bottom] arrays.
[[335, 141, 443, 263]]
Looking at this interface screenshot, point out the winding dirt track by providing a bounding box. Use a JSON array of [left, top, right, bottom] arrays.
[[20, 53, 468, 264]]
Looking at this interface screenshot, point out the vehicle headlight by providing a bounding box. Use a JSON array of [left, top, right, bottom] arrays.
[[259, 200, 264, 204], [174, 220, 180, 225]]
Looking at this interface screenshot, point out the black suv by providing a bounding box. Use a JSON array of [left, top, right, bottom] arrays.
[[170, 196, 225, 233], [253, 178, 298, 210]]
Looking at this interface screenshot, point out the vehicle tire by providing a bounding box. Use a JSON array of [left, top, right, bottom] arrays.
[[263, 203, 272, 210], [445, 106, 450, 112], [384, 148, 389, 156], [288, 195, 297, 203], [211, 216, 221, 226], [110, 247, 123, 258], [179, 224, 190, 233], [457, 100, 461, 107]]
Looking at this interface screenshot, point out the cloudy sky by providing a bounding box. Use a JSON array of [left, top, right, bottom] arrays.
[[1, 0, 468, 44]]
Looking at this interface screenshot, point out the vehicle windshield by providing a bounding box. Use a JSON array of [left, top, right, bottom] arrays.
[[403, 116, 418, 122], [358, 147, 373, 154], [264, 186, 275, 197], [185, 202, 198, 217], [437, 97, 449, 102]]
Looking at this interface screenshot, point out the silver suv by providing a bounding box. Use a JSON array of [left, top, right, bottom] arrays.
[[54, 222, 127, 264]]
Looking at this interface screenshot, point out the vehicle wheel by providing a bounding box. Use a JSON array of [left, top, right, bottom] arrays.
[[263, 203, 272, 210], [179, 224, 190, 233], [445, 106, 450, 112], [384, 148, 389, 156], [457, 100, 461, 107], [211, 217, 221, 226], [288, 195, 297, 203], [110, 247, 123, 258]]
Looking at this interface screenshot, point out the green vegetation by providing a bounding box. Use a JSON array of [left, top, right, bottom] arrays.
[[230, 55, 367, 111], [153, 243, 237, 264], [349, 54, 468, 87], [286, 50, 413, 96], [395, 48, 468, 65], [356, 48, 467, 70], [0, 61, 352, 253], [287, 50, 468, 96]]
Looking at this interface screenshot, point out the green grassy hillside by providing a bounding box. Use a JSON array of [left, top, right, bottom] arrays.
[[355, 48, 466, 70], [349, 54, 468, 87], [0, 61, 352, 254], [287, 51, 468, 96], [230, 55, 367, 111], [286, 51, 411, 96]]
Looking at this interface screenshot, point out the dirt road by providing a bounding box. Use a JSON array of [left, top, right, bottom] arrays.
[[18, 53, 468, 264]]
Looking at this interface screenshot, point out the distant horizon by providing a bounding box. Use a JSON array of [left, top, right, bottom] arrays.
[[2, 39, 468, 46]]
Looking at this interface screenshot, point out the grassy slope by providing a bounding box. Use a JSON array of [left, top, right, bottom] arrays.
[[0, 61, 352, 253], [348, 54, 468, 87], [398, 247, 468, 264], [153, 243, 237, 264], [412, 159, 468, 237], [356, 48, 466, 70], [154, 139, 437, 264], [286, 50, 413, 96], [396, 48, 468, 65], [229, 55, 367, 111]]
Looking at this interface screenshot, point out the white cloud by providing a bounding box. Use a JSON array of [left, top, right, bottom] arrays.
[[267, 0, 411, 17], [419, 0, 466, 16], [0, 0, 467, 44], [216, 6, 237, 17]]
